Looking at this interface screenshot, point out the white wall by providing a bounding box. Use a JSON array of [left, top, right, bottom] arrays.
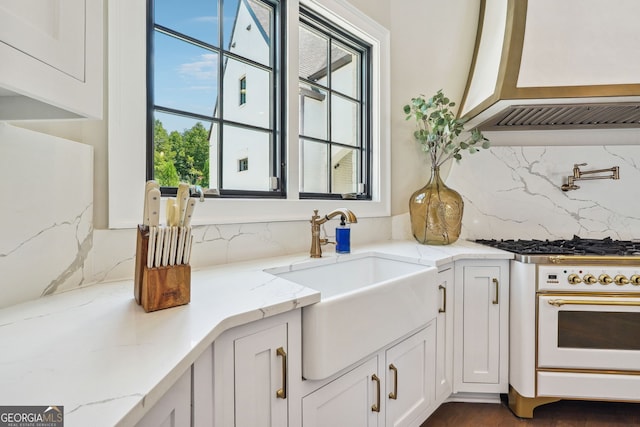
[[389, 0, 480, 215]]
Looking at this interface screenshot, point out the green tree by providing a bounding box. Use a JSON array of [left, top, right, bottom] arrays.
[[153, 119, 210, 188]]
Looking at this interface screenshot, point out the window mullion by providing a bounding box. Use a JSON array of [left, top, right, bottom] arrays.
[[286, 0, 301, 200]]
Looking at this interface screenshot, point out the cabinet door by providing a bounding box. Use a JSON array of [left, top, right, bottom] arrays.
[[0, 1, 85, 80], [0, 0, 102, 119], [385, 323, 436, 427], [435, 267, 454, 403], [302, 357, 380, 427], [234, 322, 288, 427], [462, 265, 500, 383], [136, 367, 191, 427], [454, 261, 509, 393], [212, 310, 300, 427]]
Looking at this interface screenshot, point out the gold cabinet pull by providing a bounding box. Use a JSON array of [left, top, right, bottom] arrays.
[[548, 299, 640, 307], [438, 284, 446, 313], [276, 347, 287, 399], [388, 364, 398, 400], [492, 278, 499, 305], [371, 374, 381, 412]]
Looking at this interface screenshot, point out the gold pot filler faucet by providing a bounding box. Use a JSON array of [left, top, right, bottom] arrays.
[[310, 209, 357, 258], [561, 163, 619, 191]]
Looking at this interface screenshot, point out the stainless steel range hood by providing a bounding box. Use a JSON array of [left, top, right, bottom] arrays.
[[459, 0, 640, 141]]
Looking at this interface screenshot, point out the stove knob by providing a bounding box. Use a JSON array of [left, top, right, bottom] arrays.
[[567, 274, 582, 285], [583, 274, 597, 285], [614, 275, 629, 286], [630, 275, 640, 286], [599, 274, 613, 285]]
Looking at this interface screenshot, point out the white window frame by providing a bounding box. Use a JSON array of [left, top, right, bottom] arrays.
[[108, 0, 390, 228]]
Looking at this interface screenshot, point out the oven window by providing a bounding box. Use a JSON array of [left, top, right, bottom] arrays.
[[558, 311, 640, 350]]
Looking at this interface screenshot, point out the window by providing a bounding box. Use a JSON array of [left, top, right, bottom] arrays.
[[298, 9, 370, 198], [239, 75, 247, 105], [238, 157, 249, 171], [109, 0, 390, 227], [150, 0, 282, 195]]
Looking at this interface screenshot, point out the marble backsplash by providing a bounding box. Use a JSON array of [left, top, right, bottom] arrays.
[[446, 144, 640, 241], [0, 123, 94, 308], [89, 217, 393, 291]]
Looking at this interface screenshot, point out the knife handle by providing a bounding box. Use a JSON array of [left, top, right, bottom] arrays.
[[169, 226, 178, 266], [177, 183, 190, 226], [147, 226, 156, 269], [166, 198, 176, 227], [161, 227, 171, 266], [183, 198, 197, 227], [176, 226, 186, 265], [147, 188, 161, 227], [143, 180, 159, 226], [154, 227, 164, 268], [184, 233, 193, 264]]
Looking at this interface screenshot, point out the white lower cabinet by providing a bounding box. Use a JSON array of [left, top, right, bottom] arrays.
[[136, 367, 191, 427], [302, 322, 437, 427], [453, 260, 509, 394], [195, 309, 301, 427], [135, 257, 512, 426], [385, 324, 436, 427], [303, 356, 380, 427]]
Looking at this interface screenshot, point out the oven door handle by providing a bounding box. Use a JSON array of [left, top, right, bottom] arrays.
[[548, 299, 640, 307]]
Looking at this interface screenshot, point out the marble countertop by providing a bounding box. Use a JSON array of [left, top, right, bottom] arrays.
[[0, 239, 512, 426]]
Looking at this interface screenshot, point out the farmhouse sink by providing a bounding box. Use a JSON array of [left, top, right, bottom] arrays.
[[265, 253, 438, 380]]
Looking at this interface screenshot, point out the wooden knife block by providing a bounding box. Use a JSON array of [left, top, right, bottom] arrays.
[[134, 225, 191, 312]]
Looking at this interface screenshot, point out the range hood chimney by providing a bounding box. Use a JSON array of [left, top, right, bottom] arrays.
[[459, 0, 640, 140]]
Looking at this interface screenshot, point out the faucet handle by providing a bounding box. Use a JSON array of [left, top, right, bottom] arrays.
[[320, 238, 335, 246], [572, 163, 586, 178]]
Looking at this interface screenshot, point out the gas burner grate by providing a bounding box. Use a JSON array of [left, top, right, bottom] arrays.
[[476, 236, 640, 256]]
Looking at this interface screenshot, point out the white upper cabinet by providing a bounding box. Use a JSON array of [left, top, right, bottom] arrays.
[[0, 0, 103, 120]]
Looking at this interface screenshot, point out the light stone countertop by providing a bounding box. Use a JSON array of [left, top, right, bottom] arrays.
[[0, 239, 512, 426]]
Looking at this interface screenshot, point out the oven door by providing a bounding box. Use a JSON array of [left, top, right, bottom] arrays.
[[538, 294, 640, 371]]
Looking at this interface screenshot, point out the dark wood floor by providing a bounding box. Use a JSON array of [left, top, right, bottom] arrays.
[[421, 396, 640, 426]]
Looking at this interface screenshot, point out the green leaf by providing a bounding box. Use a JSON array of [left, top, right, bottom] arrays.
[[403, 105, 411, 114]]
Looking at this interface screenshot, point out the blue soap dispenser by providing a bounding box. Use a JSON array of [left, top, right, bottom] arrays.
[[335, 215, 351, 254]]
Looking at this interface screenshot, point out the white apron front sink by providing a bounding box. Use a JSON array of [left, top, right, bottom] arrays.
[[265, 253, 438, 380]]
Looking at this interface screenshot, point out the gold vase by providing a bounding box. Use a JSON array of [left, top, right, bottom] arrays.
[[409, 167, 463, 245]]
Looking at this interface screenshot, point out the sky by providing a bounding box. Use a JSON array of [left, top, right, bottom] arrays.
[[153, 0, 243, 133]]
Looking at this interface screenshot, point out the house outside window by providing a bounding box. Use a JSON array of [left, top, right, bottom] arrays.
[[298, 9, 370, 198], [108, 0, 390, 227], [150, 0, 281, 195]]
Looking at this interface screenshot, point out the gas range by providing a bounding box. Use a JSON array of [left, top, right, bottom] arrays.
[[483, 236, 640, 416], [476, 236, 640, 292], [476, 236, 640, 265]]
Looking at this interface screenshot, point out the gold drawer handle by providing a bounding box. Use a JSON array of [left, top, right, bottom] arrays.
[[388, 364, 398, 400], [438, 284, 446, 313], [548, 299, 640, 307], [276, 347, 287, 399], [492, 278, 499, 305], [371, 374, 381, 412]]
